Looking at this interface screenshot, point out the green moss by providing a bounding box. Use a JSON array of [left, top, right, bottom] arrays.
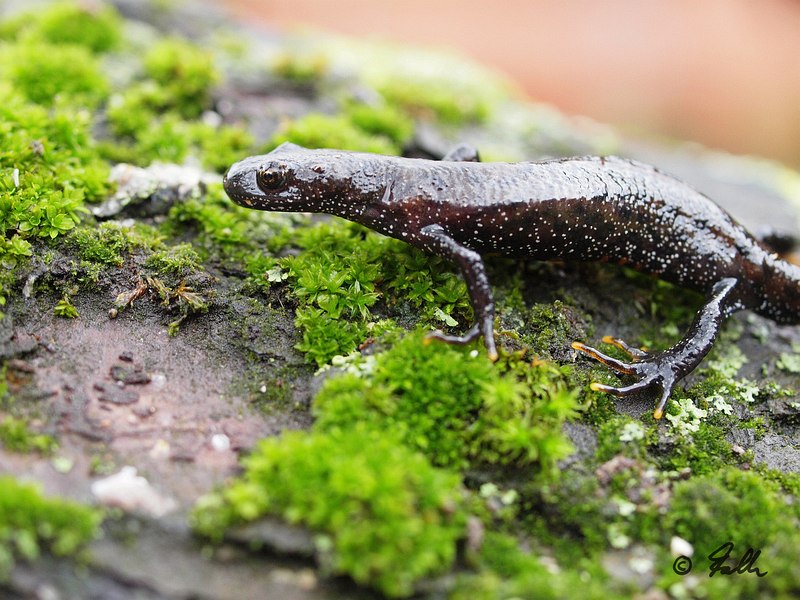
[[100, 35, 241, 170], [667, 467, 795, 553], [0, 83, 110, 306], [525, 471, 608, 561], [271, 52, 329, 82], [754, 464, 800, 498], [0, 417, 57, 454], [277, 221, 387, 364], [0, 2, 121, 53], [143, 38, 218, 119], [0, 475, 101, 577], [294, 307, 372, 367], [595, 415, 654, 462], [520, 301, 586, 357], [381, 241, 472, 326], [375, 76, 491, 125], [269, 113, 401, 155], [776, 344, 800, 374], [192, 424, 466, 597], [34, 2, 122, 53], [121, 115, 194, 164], [70, 221, 163, 267], [619, 272, 702, 350], [105, 83, 167, 139], [145, 243, 204, 277], [313, 331, 577, 472], [452, 531, 626, 600], [343, 102, 415, 147], [663, 467, 800, 600], [271, 219, 474, 365], [104, 94, 254, 172], [0, 83, 109, 209], [195, 123, 255, 173], [1, 42, 109, 107], [165, 185, 294, 255], [663, 421, 734, 475], [313, 335, 492, 469]]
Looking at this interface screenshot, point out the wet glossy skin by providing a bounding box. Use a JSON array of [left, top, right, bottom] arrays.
[[224, 142, 800, 418]]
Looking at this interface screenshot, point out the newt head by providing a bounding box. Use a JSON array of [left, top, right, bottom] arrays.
[[223, 142, 309, 211], [223, 142, 388, 219]]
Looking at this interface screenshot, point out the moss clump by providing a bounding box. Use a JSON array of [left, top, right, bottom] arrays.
[[143, 38, 218, 119], [314, 331, 577, 472], [0, 42, 109, 107], [660, 419, 735, 475], [451, 531, 625, 600], [269, 219, 472, 366], [70, 221, 163, 267], [0, 84, 109, 231], [192, 424, 466, 598], [374, 75, 492, 125], [144, 243, 204, 277], [271, 52, 329, 82], [0, 83, 110, 305], [163, 186, 293, 261], [34, 2, 121, 53], [662, 467, 800, 599], [269, 113, 401, 155], [343, 102, 415, 148], [0, 417, 57, 454], [595, 415, 653, 462], [0, 2, 122, 54], [0, 475, 101, 577], [103, 105, 253, 172], [668, 467, 789, 549], [101, 36, 248, 171], [280, 222, 385, 364]]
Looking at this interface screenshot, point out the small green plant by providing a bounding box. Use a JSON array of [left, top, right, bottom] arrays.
[[54, 297, 79, 319], [0, 83, 109, 251], [271, 219, 472, 366]]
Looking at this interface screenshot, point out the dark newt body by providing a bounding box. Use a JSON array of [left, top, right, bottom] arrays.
[[224, 142, 800, 418]]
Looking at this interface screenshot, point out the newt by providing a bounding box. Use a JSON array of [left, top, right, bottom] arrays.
[[223, 142, 800, 419]]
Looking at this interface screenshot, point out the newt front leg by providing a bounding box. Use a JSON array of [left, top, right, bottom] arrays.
[[419, 223, 498, 361], [573, 277, 742, 419]]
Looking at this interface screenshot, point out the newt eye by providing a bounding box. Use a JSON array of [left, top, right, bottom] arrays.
[[256, 164, 288, 191]]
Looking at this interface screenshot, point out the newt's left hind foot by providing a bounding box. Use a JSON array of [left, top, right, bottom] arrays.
[[572, 337, 675, 419], [573, 277, 741, 421]]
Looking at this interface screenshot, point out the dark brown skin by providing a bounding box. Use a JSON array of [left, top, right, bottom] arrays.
[[223, 142, 800, 418]]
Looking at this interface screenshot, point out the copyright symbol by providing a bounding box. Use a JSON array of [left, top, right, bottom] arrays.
[[672, 555, 692, 575]]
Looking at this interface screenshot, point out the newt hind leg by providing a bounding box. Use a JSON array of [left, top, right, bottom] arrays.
[[573, 277, 742, 419]]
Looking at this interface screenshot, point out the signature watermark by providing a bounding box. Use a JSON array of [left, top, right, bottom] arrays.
[[672, 542, 768, 577]]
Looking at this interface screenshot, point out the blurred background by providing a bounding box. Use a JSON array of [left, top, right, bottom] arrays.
[[223, 0, 800, 168]]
